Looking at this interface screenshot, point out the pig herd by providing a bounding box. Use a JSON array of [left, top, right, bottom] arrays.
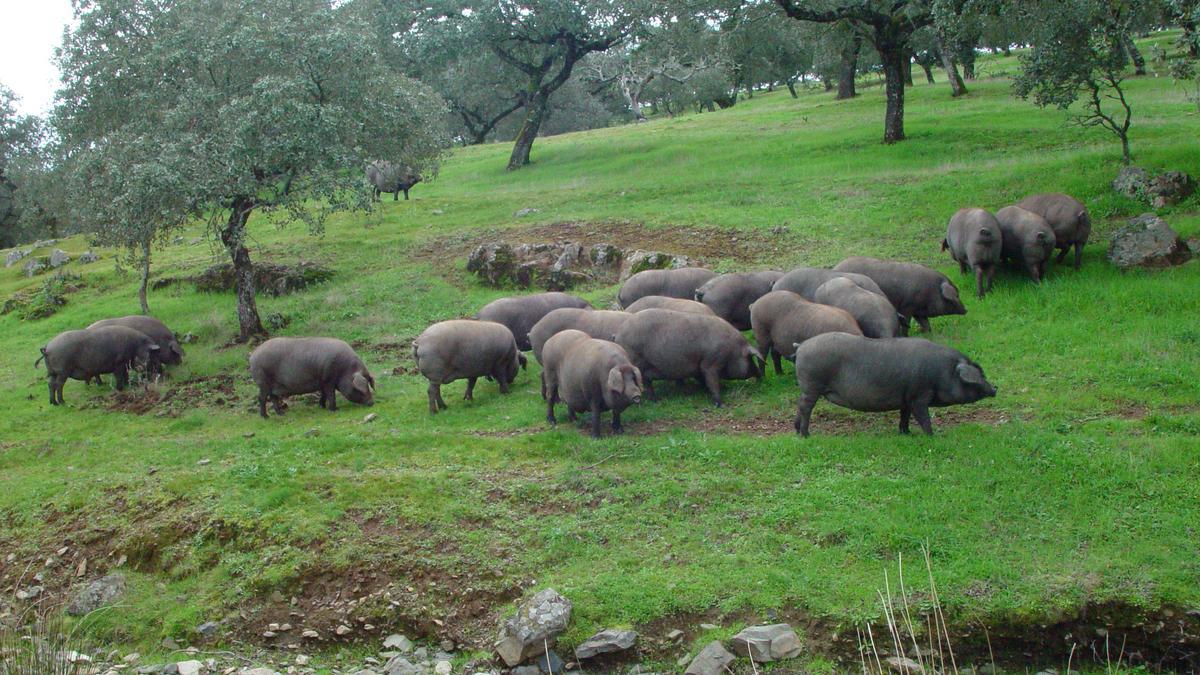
[[35, 193, 1091, 438]]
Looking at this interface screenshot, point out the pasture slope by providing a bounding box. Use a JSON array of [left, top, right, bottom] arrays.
[[2, 40, 1199, 672]]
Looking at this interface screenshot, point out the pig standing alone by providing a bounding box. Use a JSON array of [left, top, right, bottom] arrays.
[[617, 268, 716, 308], [528, 308, 631, 364], [792, 333, 997, 436], [615, 309, 764, 407], [749, 290, 862, 375], [249, 337, 375, 418], [476, 292, 592, 352], [1016, 193, 1091, 269], [413, 320, 526, 413], [37, 326, 162, 405], [624, 295, 715, 316], [943, 208, 1002, 298], [813, 277, 901, 339], [542, 330, 643, 437], [694, 271, 784, 330], [366, 160, 421, 201], [833, 257, 966, 332], [996, 206, 1056, 283]]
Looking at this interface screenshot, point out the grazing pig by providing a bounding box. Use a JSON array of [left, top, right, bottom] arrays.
[[694, 271, 784, 330], [543, 331, 643, 437], [88, 316, 185, 367], [1016, 193, 1091, 269], [528, 308, 632, 364], [615, 308, 764, 406], [476, 292, 592, 352], [37, 326, 162, 405], [249, 337, 375, 418], [413, 320, 526, 413], [617, 267, 716, 308], [813, 278, 901, 339], [793, 333, 996, 436], [366, 160, 421, 201], [771, 267, 884, 300], [833, 257, 966, 332], [624, 295, 716, 316], [749, 290, 862, 375], [943, 208, 1002, 297], [996, 206, 1056, 283]]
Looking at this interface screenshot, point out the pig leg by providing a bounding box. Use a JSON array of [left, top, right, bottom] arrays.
[[427, 381, 442, 414], [772, 350, 783, 375], [497, 372, 511, 394], [641, 375, 657, 401], [973, 265, 986, 298], [322, 382, 338, 411], [1073, 241, 1083, 270], [113, 364, 129, 391], [48, 374, 60, 406], [701, 367, 723, 407], [257, 386, 270, 418], [794, 393, 819, 437], [986, 265, 996, 293], [567, 408, 577, 423], [546, 395, 557, 425], [464, 377, 477, 400], [612, 409, 624, 434], [911, 393, 934, 435], [1055, 245, 1069, 264], [589, 401, 604, 438], [915, 316, 932, 333], [1026, 261, 1041, 284], [56, 375, 67, 405]]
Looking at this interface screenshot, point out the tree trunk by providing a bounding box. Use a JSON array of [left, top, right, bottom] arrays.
[[881, 47, 907, 143], [705, 100, 715, 112], [935, 35, 968, 97], [920, 60, 935, 84], [903, 56, 914, 86], [507, 90, 549, 171], [786, 78, 798, 98], [961, 49, 976, 80], [1122, 34, 1146, 75], [836, 34, 861, 100], [220, 199, 265, 342], [138, 239, 151, 315]]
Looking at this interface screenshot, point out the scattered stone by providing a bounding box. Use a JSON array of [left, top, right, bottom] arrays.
[[466, 240, 632, 291], [383, 634, 413, 651], [162, 636, 180, 650], [364, 413, 379, 423], [4, 249, 29, 267], [1113, 166, 1151, 199], [243, 432, 255, 439], [432, 209, 445, 215], [535, 649, 565, 675], [434, 660, 452, 675], [665, 629, 684, 642], [439, 639, 455, 652], [125, 653, 141, 664], [698, 623, 718, 631], [238, 669, 279, 675], [1148, 170, 1195, 207], [15, 585, 43, 600], [197, 458, 211, 466], [730, 623, 802, 662], [336, 624, 352, 636], [511, 667, 540, 675], [295, 655, 310, 666], [301, 629, 319, 639], [304, 429, 320, 438], [514, 208, 540, 218], [1107, 214, 1192, 269], [67, 574, 126, 615], [262, 631, 277, 638], [382, 655, 421, 675], [684, 641, 735, 675], [33, 239, 57, 248], [886, 656, 925, 674], [618, 249, 692, 281], [494, 587, 573, 667], [23, 258, 45, 277], [78, 250, 100, 264], [575, 629, 637, 659], [49, 249, 71, 268], [175, 661, 203, 675], [195, 621, 220, 643]]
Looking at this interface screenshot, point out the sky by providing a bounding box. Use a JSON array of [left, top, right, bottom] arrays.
[[0, 0, 75, 116]]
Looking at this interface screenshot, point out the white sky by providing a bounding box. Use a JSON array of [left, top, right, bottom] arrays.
[[0, 0, 75, 116]]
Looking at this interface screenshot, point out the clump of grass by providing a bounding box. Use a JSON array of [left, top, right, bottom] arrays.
[[0, 611, 91, 675]]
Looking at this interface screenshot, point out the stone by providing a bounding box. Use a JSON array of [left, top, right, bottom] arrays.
[[175, 661, 203, 675], [730, 623, 802, 662], [1107, 214, 1192, 269], [575, 629, 637, 659], [195, 621, 220, 643], [466, 242, 517, 286], [237, 669, 280, 675], [494, 588, 573, 667], [295, 655, 310, 666], [588, 243, 623, 269], [511, 668, 540, 675], [434, 660, 452, 675], [1113, 165, 1151, 199], [382, 655, 421, 675], [364, 413, 379, 423], [535, 649, 564, 675], [383, 634, 413, 651], [432, 209, 445, 215], [301, 629, 319, 639], [665, 629, 684, 642], [514, 208, 540, 218], [886, 656, 925, 674], [197, 459, 211, 466], [49, 249, 71, 268], [336, 624, 352, 636], [1148, 171, 1195, 207], [684, 641, 735, 675], [67, 574, 126, 615], [78, 250, 100, 264], [5, 249, 29, 267], [619, 250, 691, 281], [23, 258, 45, 277], [15, 585, 43, 600], [33, 239, 57, 248], [125, 653, 141, 663]]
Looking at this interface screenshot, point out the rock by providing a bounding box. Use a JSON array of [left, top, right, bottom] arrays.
[[237, 669, 280, 675], [575, 629, 637, 659], [125, 653, 141, 664], [5, 249, 29, 267], [78, 250, 100, 264], [886, 656, 925, 673], [23, 258, 45, 277], [197, 458, 211, 466], [1148, 170, 1195, 207], [49, 249, 71, 268], [15, 585, 43, 600], [511, 667, 540, 675], [295, 655, 310, 666], [684, 641, 735, 675], [1107, 214, 1192, 269], [301, 629, 319, 639], [665, 629, 684, 642], [698, 623, 718, 631], [1113, 165, 1151, 199], [364, 413, 379, 423], [466, 242, 517, 286], [172, 261, 334, 296], [67, 574, 126, 615], [162, 637, 180, 650], [33, 239, 57, 248], [383, 634, 413, 651], [619, 250, 691, 281], [382, 655, 421, 675], [434, 660, 452, 675], [195, 621, 220, 643], [494, 587, 573, 667], [175, 661, 203, 675], [432, 209, 444, 215], [730, 623, 802, 662], [535, 649, 565, 675], [587, 243, 623, 269], [336, 624, 352, 636], [514, 208, 540, 218]]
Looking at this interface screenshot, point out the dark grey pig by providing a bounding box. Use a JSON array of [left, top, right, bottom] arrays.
[[943, 208, 1002, 297], [413, 320, 526, 413], [617, 267, 716, 308], [793, 332, 996, 436], [476, 292, 592, 352], [543, 331, 643, 438], [1016, 193, 1091, 269], [771, 267, 885, 300], [694, 271, 784, 330], [749, 290, 863, 375], [996, 206, 1056, 283], [249, 337, 375, 418], [88, 315, 184, 366], [624, 295, 716, 316], [833, 256, 966, 332], [813, 277, 901, 339], [37, 326, 161, 405], [528, 308, 632, 364], [615, 308, 764, 406]]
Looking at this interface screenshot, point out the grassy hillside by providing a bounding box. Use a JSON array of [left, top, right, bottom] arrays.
[[2, 40, 1199, 671]]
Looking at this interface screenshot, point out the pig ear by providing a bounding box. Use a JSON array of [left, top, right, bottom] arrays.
[[941, 281, 960, 302], [631, 366, 643, 389], [607, 367, 623, 393], [956, 362, 985, 385], [353, 372, 369, 392]]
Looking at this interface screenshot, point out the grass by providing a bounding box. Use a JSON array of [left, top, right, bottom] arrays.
[[1, 36, 1199, 671]]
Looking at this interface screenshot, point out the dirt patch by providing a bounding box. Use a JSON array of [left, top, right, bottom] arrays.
[[102, 373, 242, 417]]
